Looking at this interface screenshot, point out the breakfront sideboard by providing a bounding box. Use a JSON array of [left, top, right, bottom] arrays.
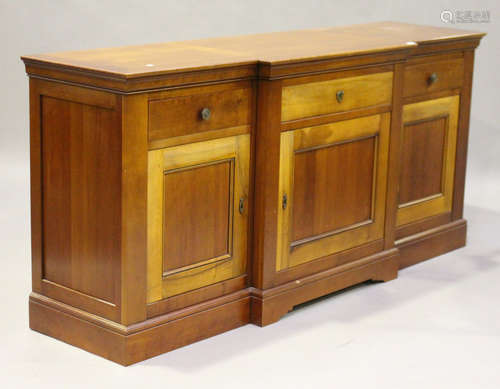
[[22, 22, 485, 365]]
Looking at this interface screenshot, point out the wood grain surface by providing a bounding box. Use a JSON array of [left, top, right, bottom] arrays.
[[21, 22, 484, 78]]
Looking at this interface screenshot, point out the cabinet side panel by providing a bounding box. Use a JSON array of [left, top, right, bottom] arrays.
[[41, 95, 121, 305], [121, 94, 148, 325], [29, 79, 122, 321], [252, 80, 282, 289], [29, 79, 43, 293], [452, 49, 475, 220]]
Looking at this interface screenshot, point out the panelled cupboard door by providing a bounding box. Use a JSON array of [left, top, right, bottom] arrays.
[[397, 95, 459, 226], [147, 134, 250, 303], [276, 114, 390, 271]]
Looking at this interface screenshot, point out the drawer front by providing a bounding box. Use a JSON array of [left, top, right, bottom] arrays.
[[148, 87, 252, 143], [281, 72, 393, 122], [403, 57, 464, 98]]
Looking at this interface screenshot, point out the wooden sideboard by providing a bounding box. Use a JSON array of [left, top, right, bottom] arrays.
[[22, 22, 485, 365]]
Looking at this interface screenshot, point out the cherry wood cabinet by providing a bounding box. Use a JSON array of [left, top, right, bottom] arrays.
[[22, 22, 485, 365]]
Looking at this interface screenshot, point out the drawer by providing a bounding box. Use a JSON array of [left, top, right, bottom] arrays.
[[403, 56, 464, 98], [281, 71, 393, 122], [148, 87, 252, 144]]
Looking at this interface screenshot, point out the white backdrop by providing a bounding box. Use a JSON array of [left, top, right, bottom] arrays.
[[1, 1, 499, 388]]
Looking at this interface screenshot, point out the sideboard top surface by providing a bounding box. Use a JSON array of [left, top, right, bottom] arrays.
[[21, 22, 484, 79]]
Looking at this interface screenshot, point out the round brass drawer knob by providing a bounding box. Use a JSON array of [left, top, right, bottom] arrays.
[[428, 72, 438, 85], [200, 107, 211, 120]]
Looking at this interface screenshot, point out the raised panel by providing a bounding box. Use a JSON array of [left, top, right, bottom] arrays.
[[397, 95, 459, 227], [148, 134, 250, 302], [276, 114, 390, 271], [400, 116, 446, 205], [292, 137, 375, 243], [41, 96, 120, 305], [163, 161, 232, 273]]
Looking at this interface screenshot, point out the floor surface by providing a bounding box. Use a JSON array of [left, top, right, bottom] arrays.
[[1, 159, 499, 388]]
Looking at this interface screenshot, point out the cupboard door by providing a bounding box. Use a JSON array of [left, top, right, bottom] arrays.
[[276, 114, 390, 271], [397, 95, 459, 227], [147, 134, 250, 302]]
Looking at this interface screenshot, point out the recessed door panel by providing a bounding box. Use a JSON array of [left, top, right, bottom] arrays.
[[276, 114, 390, 271], [292, 137, 375, 242], [399, 117, 446, 205], [163, 160, 232, 273]]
